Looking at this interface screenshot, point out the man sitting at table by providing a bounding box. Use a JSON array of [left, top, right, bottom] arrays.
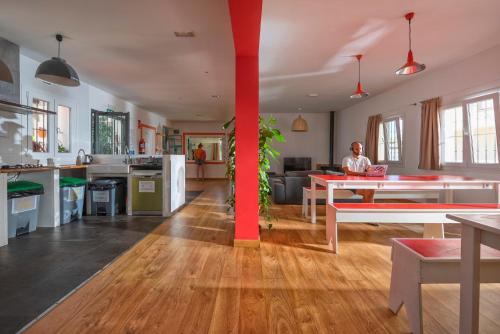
[[342, 141, 375, 203]]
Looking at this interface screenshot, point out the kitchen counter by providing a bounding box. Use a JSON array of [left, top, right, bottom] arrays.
[[0, 165, 90, 173], [0, 167, 55, 174], [58, 165, 88, 170]]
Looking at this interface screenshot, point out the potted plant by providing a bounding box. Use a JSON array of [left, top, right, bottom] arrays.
[[223, 115, 285, 230]]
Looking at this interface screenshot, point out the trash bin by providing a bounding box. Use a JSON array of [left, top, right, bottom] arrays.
[[88, 179, 124, 216], [7, 180, 44, 237], [60, 177, 87, 225]]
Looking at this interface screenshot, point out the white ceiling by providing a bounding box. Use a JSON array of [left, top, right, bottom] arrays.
[[0, 0, 235, 121], [260, 0, 500, 113], [1, 0, 500, 120]]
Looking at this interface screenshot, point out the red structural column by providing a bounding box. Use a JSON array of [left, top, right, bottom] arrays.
[[228, 0, 262, 246]]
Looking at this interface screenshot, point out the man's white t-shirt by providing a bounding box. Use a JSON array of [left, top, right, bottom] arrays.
[[342, 154, 371, 173]]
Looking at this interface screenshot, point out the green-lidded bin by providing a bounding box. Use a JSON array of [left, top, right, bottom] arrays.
[[7, 181, 44, 237], [60, 177, 87, 225]]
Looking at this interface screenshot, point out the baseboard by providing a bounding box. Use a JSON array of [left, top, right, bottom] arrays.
[[234, 238, 260, 248]]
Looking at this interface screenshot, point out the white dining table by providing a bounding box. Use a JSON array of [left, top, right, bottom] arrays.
[[309, 174, 500, 225], [446, 214, 500, 334]]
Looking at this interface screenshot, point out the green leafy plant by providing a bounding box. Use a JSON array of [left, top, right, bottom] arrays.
[[223, 115, 285, 227]]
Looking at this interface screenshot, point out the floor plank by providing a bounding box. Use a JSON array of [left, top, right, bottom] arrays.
[[25, 180, 500, 334]]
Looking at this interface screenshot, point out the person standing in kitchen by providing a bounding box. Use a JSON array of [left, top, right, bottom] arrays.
[[194, 143, 207, 181]]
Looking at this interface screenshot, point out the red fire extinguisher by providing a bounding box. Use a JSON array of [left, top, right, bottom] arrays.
[[139, 136, 146, 154]]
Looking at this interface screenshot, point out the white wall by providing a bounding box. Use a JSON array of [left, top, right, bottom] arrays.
[[335, 44, 500, 203], [261, 112, 330, 174], [170, 121, 227, 179], [0, 53, 167, 165]]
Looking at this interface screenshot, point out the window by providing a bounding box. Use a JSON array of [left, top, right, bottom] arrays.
[[378, 116, 403, 164], [377, 123, 385, 162], [441, 106, 463, 163], [440, 93, 500, 166], [91, 110, 129, 154], [467, 98, 498, 164], [57, 105, 71, 153], [32, 98, 49, 152]]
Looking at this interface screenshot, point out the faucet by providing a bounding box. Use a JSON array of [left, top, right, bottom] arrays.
[[76, 148, 86, 165], [123, 145, 132, 164]]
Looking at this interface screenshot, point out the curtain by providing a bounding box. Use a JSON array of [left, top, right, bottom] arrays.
[[365, 114, 382, 163], [418, 97, 442, 170]]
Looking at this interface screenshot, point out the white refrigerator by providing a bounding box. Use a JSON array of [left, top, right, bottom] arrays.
[[162, 155, 186, 216]]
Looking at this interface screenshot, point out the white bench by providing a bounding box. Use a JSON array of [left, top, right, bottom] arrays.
[[326, 203, 500, 253], [389, 238, 500, 334], [302, 187, 440, 218]]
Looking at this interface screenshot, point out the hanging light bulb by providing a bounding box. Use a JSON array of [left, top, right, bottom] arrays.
[[350, 54, 369, 99], [396, 12, 426, 75], [35, 34, 80, 87]]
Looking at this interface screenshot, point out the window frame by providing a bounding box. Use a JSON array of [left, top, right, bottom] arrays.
[[26, 89, 54, 158], [439, 104, 465, 168], [378, 115, 404, 167], [54, 99, 76, 157], [440, 92, 500, 169], [91, 109, 130, 155], [464, 93, 500, 168]]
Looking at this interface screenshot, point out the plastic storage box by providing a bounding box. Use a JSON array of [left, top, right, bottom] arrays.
[[7, 180, 44, 237], [60, 177, 87, 225], [88, 179, 124, 216]]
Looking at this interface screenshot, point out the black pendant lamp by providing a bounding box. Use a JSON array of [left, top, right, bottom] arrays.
[[395, 12, 426, 75], [35, 34, 80, 87], [0, 59, 13, 83]]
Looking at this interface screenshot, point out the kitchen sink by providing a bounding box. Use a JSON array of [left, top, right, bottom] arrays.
[[130, 164, 162, 170], [86, 164, 130, 174]]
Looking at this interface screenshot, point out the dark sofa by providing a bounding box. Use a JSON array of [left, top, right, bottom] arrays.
[[270, 170, 323, 204]]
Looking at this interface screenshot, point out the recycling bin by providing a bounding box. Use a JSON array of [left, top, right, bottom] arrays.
[[7, 180, 44, 237], [88, 179, 125, 216], [60, 177, 87, 225]]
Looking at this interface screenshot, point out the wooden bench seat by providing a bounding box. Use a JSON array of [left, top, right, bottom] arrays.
[[326, 203, 500, 253], [302, 188, 440, 218], [389, 238, 500, 334]]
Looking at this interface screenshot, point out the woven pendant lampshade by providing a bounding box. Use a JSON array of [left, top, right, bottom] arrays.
[[0, 59, 13, 83], [292, 115, 308, 132]]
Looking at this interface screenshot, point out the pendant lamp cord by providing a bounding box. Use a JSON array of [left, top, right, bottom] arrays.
[[57, 39, 61, 58], [358, 58, 361, 83], [408, 18, 412, 51]]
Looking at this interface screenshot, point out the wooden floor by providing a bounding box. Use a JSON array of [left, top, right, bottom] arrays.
[[26, 180, 500, 334]]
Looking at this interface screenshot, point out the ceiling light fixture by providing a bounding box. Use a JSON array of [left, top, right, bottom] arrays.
[[307, 93, 319, 97], [395, 12, 426, 75], [0, 59, 13, 83], [35, 34, 80, 87], [350, 54, 369, 99], [292, 115, 308, 132], [174, 31, 195, 37]]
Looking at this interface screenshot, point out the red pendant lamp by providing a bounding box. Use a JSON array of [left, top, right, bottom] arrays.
[[350, 54, 369, 99], [396, 12, 426, 75]]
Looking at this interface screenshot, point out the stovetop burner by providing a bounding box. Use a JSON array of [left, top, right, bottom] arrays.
[[1, 163, 44, 170]]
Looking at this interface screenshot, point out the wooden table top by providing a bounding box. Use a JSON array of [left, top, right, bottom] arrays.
[[310, 174, 498, 183], [447, 214, 500, 235]]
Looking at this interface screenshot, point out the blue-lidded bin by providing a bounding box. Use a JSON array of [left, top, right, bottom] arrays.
[[60, 177, 87, 225], [7, 181, 44, 237]]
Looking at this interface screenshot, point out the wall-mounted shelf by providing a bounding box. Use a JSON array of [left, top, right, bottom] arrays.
[[0, 99, 56, 115]]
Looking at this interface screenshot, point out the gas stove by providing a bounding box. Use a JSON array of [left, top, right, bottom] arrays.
[[0, 163, 44, 170]]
